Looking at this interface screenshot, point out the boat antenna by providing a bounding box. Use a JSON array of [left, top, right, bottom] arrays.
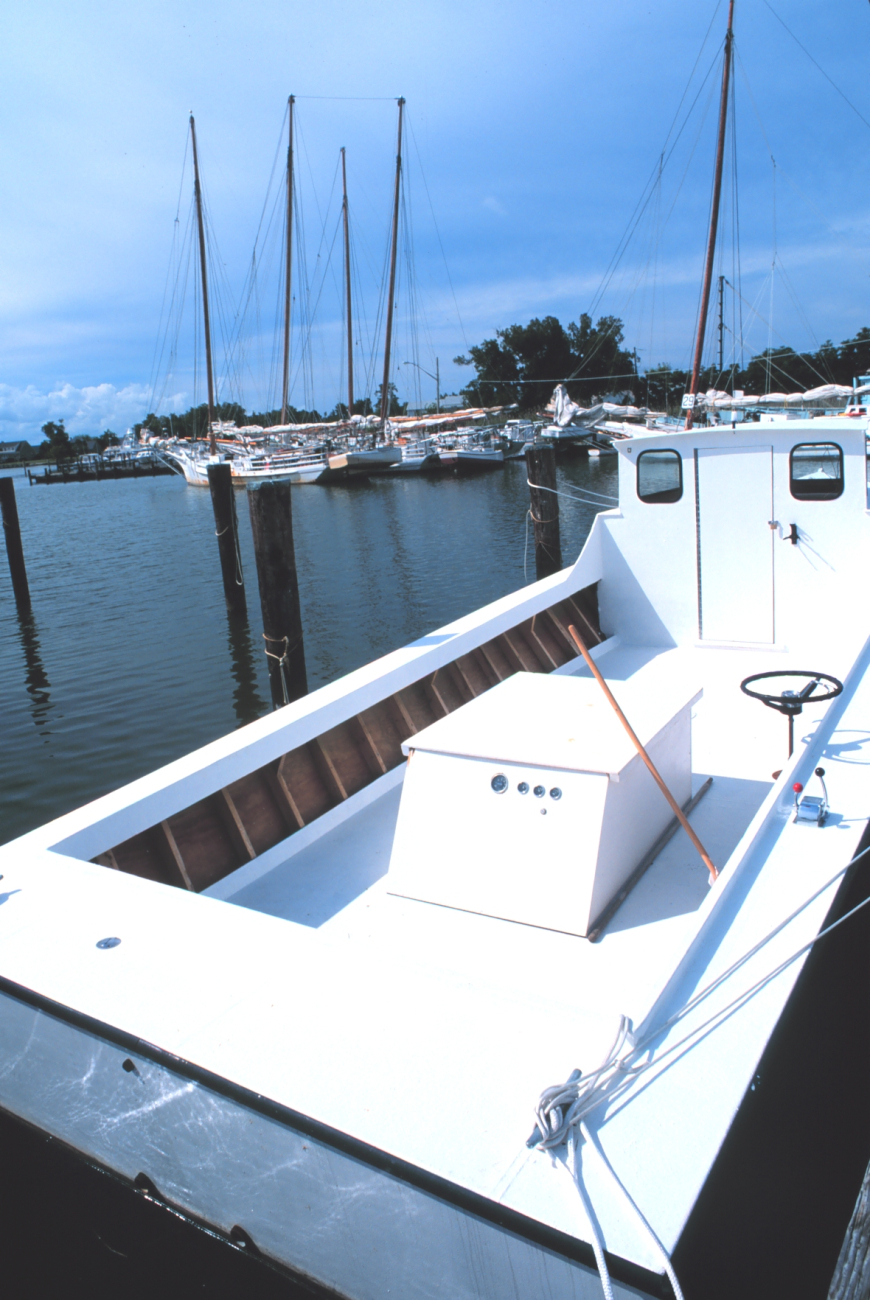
[[281, 95, 296, 426], [685, 0, 735, 430], [189, 114, 217, 455], [341, 146, 354, 421], [380, 97, 405, 434]]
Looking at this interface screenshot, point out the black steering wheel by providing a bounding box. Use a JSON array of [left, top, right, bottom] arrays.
[[740, 671, 843, 758]]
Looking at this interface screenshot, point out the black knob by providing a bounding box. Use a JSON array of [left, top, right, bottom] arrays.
[[815, 767, 825, 778]]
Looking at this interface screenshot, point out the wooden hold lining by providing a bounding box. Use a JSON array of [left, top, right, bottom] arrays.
[[93, 584, 604, 893]]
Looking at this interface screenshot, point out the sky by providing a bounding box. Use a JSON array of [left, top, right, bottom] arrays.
[[1, 0, 869, 441]]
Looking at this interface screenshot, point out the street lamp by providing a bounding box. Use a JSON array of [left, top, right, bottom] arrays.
[[403, 358, 440, 414]]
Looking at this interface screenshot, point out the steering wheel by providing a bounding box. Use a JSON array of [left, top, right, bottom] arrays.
[[740, 671, 843, 758]]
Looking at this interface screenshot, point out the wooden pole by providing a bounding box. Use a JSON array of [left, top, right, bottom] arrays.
[[190, 114, 217, 454], [525, 444, 562, 580], [206, 462, 246, 615], [685, 0, 734, 430], [281, 95, 295, 426], [247, 481, 307, 708], [567, 623, 718, 883], [341, 146, 354, 419], [0, 476, 31, 611], [379, 97, 405, 432]]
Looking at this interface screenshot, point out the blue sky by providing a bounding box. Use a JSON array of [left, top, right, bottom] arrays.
[[1, 0, 869, 439]]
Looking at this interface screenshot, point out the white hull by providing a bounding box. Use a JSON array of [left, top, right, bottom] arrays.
[[3, 415, 870, 1298]]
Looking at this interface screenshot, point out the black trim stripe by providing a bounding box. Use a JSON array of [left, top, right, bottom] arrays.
[[0, 972, 667, 1298]]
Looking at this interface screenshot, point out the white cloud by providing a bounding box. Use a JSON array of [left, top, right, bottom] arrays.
[[0, 382, 187, 444], [482, 196, 507, 217]]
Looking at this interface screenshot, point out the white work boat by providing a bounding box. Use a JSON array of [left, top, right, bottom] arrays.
[[2, 416, 869, 1297]]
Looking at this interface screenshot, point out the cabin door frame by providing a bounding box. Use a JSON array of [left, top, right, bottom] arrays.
[[694, 444, 775, 644]]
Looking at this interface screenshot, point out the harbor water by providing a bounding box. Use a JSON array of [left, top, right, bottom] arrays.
[[0, 454, 618, 846]]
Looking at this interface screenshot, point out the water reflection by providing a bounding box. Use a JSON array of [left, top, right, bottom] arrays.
[[15, 610, 53, 737], [225, 607, 267, 726]]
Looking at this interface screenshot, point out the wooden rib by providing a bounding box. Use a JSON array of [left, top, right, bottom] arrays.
[[427, 669, 452, 718], [502, 627, 543, 672], [566, 593, 603, 645], [528, 614, 561, 669], [160, 821, 194, 890], [311, 737, 348, 801], [478, 639, 510, 682], [453, 651, 491, 696], [545, 604, 578, 655], [272, 761, 306, 829], [353, 714, 388, 775], [219, 788, 257, 861], [391, 690, 418, 736], [93, 849, 120, 870]]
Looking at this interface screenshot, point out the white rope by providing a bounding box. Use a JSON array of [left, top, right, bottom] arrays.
[[527, 477, 618, 505]]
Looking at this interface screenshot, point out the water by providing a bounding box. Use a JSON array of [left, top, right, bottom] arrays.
[[0, 455, 618, 845]]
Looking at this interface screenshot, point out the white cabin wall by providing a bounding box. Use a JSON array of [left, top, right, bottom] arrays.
[[579, 421, 870, 653]]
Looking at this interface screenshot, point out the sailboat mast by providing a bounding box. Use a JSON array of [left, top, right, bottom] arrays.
[[380, 97, 405, 430], [341, 147, 354, 419], [190, 114, 216, 454], [685, 0, 735, 430], [281, 95, 295, 426]]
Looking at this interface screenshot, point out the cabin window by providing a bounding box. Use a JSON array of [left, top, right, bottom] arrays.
[[636, 449, 682, 503], [789, 443, 843, 501]]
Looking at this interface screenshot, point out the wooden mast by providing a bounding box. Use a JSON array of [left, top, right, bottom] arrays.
[[281, 95, 295, 426], [685, 0, 735, 430], [379, 97, 405, 432], [341, 147, 354, 419], [190, 114, 216, 454]]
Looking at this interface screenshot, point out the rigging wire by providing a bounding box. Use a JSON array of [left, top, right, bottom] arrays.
[[761, 0, 870, 134]]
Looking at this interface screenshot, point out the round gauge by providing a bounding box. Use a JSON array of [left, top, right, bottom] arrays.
[[550, 788, 562, 801], [491, 773, 509, 793], [533, 785, 546, 798], [517, 781, 529, 794]]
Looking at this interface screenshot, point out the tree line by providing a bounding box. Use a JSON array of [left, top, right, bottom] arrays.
[[454, 315, 870, 415]]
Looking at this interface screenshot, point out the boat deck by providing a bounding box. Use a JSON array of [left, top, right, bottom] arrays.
[[2, 635, 867, 1281]]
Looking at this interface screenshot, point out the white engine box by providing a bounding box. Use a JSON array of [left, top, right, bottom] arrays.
[[387, 672, 701, 937]]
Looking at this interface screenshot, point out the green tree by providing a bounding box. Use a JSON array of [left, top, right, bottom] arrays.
[[40, 419, 71, 462], [456, 313, 635, 412]]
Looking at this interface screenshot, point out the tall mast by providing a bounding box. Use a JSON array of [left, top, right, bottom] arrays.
[[685, 0, 735, 430], [380, 97, 405, 430], [281, 95, 295, 426], [341, 147, 354, 419], [190, 114, 216, 454]]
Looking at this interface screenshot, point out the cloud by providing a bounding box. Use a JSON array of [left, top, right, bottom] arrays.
[[0, 382, 187, 444]]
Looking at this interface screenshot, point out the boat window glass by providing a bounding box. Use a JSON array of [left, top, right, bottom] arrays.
[[789, 443, 843, 501], [636, 449, 682, 503]]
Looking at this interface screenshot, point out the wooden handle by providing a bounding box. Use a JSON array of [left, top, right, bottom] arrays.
[[567, 624, 718, 884]]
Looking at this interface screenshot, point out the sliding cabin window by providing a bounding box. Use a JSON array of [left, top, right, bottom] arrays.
[[789, 442, 844, 501], [636, 449, 683, 504]]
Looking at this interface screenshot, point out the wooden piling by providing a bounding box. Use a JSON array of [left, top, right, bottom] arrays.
[[525, 444, 563, 580], [247, 480, 308, 708], [0, 476, 31, 610], [207, 462, 246, 615]]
